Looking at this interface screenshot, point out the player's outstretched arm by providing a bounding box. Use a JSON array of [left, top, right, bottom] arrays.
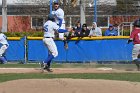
[[58, 29, 68, 33]]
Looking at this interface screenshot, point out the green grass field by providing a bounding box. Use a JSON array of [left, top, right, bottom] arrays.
[[0, 63, 140, 83], [0, 73, 140, 83], [0, 62, 137, 69]]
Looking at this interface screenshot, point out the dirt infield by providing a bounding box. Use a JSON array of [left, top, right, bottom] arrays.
[[0, 67, 139, 74], [0, 79, 140, 93], [0, 68, 140, 93]]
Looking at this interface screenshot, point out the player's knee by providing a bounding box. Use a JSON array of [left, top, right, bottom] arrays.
[[55, 52, 58, 57], [52, 52, 58, 58]]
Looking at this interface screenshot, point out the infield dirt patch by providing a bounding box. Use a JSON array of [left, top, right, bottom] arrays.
[[0, 68, 140, 93], [0, 67, 139, 74], [0, 79, 140, 93]]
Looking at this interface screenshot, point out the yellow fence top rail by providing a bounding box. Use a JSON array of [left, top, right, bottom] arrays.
[[27, 37, 43, 40], [7, 37, 21, 40], [27, 36, 130, 40]]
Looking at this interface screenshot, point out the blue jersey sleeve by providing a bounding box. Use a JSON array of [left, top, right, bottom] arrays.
[[58, 29, 68, 33], [104, 30, 109, 36], [58, 18, 62, 27], [114, 30, 118, 36]]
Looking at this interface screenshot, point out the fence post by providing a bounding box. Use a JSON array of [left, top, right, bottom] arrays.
[[94, 0, 97, 22], [50, 0, 53, 14], [24, 36, 27, 64], [80, 0, 86, 25], [130, 22, 133, 35], [2, 0, 7, 32]]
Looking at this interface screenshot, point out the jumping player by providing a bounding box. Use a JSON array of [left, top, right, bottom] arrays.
[[41, 14, 67, 72], [0, 31, 9, 64], [128, 18, 140, 71], [52, 1, 68, 49], [52, 2, 65, 29]]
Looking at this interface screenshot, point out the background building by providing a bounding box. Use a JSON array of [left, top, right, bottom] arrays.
[[0, 0, 140, 32]]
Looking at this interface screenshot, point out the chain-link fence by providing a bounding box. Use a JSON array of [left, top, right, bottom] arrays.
[[0, 0, 140, 34]]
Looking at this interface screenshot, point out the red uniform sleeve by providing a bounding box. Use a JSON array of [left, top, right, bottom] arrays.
[[130, 30, 135, 39]]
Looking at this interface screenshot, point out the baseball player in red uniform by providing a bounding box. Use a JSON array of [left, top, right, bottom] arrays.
[[128, 18, 140, 71]]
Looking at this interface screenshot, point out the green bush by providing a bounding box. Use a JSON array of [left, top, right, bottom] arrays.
[[121, 30, 130, 36], [4, 30, 130, 37], [4, 31, 44, 37]]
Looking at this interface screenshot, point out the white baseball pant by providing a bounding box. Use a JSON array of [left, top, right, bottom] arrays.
[[59, 23, 65, 40], [132, 44, 140, 60], [0, 45, 8, 56], [43, 38, 58, 57]]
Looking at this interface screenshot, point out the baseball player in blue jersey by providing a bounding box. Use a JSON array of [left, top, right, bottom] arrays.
[[52, 1, 69, 49], [52, 2, 65, 29], [0, 32, 9, 64], [41, 14, 67, 72]]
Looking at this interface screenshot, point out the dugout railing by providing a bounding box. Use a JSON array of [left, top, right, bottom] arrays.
[[118, 22, 133, 36]]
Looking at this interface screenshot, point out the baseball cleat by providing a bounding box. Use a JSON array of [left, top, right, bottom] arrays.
[[44, 65, 53, 72], [40, 62, 53, 72]]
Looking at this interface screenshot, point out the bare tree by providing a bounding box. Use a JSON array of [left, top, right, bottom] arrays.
[[116, 0, 138, 15]]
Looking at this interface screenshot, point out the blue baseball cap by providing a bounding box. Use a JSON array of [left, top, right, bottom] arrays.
[[109, 24, 113, 27], [54, 1, 59, 5]]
